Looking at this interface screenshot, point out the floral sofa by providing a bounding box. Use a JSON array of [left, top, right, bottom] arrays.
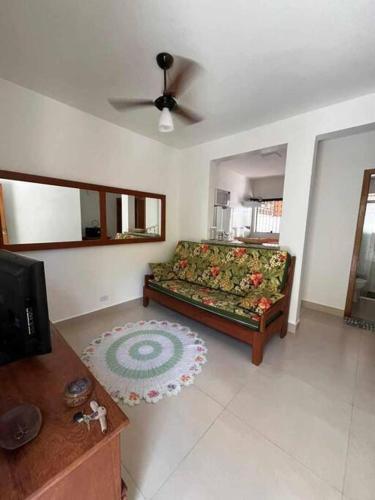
[[143, 241, 295, 365]]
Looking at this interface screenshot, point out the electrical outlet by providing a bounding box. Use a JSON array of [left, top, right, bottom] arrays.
[[100, 295, 109, 303]]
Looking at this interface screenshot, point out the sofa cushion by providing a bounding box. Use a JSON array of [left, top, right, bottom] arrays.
[[170, 241, 289, 296], [148, 279, 284, 330], [149, 262, 177, 282]]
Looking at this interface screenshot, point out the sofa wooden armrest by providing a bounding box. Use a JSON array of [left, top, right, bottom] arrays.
[[260, 256, 295, 338], [144, 274, 154, 286], [259, 297, 286, 331]]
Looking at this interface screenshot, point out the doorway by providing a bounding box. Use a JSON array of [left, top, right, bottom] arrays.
[[0, 184, 9, 245], [345, 169, 375, 320], [209, 145, 287, 245]]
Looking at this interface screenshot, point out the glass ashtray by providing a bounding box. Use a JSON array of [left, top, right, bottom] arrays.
[[0, 403, 42, 450]]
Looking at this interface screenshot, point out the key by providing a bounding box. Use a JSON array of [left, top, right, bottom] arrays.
[[83, 414, 91, 431], [73, 411, 91, 431], [73, 404, 107, 433], [73, 411, 84, 424]]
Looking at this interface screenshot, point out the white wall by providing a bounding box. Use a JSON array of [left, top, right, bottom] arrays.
[[177, 92, 375, 327], [0, 78, 180, 321], [1, 179, 82, 243], [302, 129, 375, 310], [252, 175, 284, 199], [212, 162, 249, 207]]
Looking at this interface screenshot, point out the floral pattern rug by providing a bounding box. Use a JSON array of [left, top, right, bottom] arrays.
[[81, 320, 207, 406]]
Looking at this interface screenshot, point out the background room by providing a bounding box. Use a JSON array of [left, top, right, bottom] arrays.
[[209, 145, 286, 246], [302, 125, 375, 322]]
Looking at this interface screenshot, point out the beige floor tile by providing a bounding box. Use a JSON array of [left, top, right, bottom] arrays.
[[56, 299, 175, 353], [265, 344, 357, 405], [193, 328, 257, 406], [229, 364, 351, 490], [344, 407, 375, 500], [354, 370, 375, 416], [122, 465, 146, 500], [58, 298, 219, 351], [286, 309, 361, 359], [352, 298, 375, 322], [263, 313, 360, 404], [120, 385, 222, 499], [356, 330, 375, 379], [353, 330, 375, 416], [58, 301, 367, 499], [153, 410, 341, 500]]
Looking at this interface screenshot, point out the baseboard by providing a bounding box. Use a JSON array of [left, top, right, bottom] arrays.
[[288, 320, 300, 334], [53, 296, 142, 324], [302, 300, 344, 317]]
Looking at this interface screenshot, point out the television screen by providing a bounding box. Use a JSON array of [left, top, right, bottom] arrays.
[[0, 250, 51, 365]]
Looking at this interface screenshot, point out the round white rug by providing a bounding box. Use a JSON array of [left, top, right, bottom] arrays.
[[81, 320, 207, 405]]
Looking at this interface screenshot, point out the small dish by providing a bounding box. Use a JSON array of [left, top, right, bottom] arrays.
[[0, 404, 42, 450], [64, 376, 93, 407]]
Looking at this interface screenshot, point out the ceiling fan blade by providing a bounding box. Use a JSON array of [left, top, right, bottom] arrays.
[[108, 98, 154, 111], [173, 105, 203, 124], [166, 57, 201, 97]]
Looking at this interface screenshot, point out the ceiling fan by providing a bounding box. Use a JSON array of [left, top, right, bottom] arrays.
[[109, 53, 203, 133]]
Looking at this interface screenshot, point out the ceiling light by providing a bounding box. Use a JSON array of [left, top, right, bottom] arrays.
[[158, 107, 174, 133]]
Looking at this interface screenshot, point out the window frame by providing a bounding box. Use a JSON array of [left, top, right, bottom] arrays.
[[253, 197, 283, 234]]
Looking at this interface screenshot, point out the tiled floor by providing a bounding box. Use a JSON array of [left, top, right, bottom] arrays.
[[57, 300, 375, 500], [352, 296, 375, 322]]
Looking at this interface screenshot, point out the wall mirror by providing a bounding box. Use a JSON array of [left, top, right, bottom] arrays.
[[0, 170, 165, 251]]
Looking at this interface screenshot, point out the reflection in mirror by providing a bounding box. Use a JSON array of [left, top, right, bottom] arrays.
[[0, 179, 100, 245], [80, 190, 101, 240], [106, 193, 161, 240]]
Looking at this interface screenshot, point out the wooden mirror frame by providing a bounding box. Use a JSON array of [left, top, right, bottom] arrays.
[[0, 170, 166, 251], [344, 168, 375, 317]]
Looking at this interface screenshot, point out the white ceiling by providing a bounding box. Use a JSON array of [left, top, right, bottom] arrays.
[[217, 146, 286, 179], [0, 0, 374, 149]]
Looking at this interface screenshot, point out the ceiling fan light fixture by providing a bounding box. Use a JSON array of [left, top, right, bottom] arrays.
[[109, 53, 203, 131], [158, 107, 174, 133]]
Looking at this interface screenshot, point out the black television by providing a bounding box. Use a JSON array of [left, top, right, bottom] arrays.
[[0, 250, 51, 366]]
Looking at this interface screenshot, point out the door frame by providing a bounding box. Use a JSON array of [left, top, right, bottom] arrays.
[[0, 184, 9, 245], [344, 168, 375, 317]]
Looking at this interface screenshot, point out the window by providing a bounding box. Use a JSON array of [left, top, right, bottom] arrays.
[[231, 206, 252, 229], [254, 199, 283, 233]]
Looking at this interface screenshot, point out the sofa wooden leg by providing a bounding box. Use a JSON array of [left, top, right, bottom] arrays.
[[143, 295, 149, 307], [280, 320, 288, 338], [251, 337, 264, 365]]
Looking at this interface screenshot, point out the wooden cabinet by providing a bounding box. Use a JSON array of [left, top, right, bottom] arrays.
[[0, 326, 129, 499]]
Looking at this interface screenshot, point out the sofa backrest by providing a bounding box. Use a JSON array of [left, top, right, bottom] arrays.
[[171, 241, 290, 296]]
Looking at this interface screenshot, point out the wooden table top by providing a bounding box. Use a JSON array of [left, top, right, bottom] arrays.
[[0, 326, 129, 499]]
